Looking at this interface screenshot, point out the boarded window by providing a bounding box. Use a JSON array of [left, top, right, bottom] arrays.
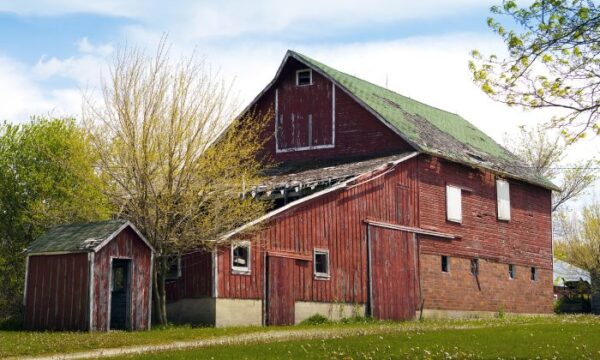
[[497, 179, 511, 221], [470, 258, 479, 276], [165, 255, 181, 280], [531, 267, 537, 281], [441, 256, 449, 273], [508, 264, 516, 279], [231, 241, 251, 272], [296, 69, 312, 86], [314, 249, 330, 278], [446, 185, 462, 223]]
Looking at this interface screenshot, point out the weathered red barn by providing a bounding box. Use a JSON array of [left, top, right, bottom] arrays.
[[24, 220, 155, 331], [166, 51, 558, 326]]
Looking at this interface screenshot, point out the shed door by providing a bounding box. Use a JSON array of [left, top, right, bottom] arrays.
[[110, 259, 131, 330], [368, 225, 416, 321], [266, 256, 302, 325]]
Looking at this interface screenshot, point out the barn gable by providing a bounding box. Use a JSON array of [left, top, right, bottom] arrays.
[[246, 50, 558, 191]]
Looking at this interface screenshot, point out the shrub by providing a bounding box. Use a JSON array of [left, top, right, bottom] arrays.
[[300, 314, 330, 325]]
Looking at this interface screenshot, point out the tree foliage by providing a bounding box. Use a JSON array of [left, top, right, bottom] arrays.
[[83, 39, 271, 325], [471, 0, 600, 141], [504, 125, 597, 212], [0, 117, 110, 320], [558, 202, 600, 280]]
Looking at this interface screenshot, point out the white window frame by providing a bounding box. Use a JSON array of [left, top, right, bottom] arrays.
[[165, 255, 182, 280], [496, 179, 511, 221], [446, 185, 462, 223], [313, 249, 330, 279], [231, 241, 251, 274], [296, 69, 313, 86]]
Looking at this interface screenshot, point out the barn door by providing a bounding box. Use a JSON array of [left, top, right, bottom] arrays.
[[368, 225, 416, 321], [110, 259, 131, 330], [266, 255, 302, 325]]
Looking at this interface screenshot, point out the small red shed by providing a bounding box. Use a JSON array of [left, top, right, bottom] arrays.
[[24, 219, 155, 331]]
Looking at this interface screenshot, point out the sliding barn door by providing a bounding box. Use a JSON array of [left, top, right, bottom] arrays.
[[368, 225, 417, 321]]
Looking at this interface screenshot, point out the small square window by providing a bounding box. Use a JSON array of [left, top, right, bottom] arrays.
[[231, 241, 251, 272], [296, 69, 312, 86], [508, 264, 516, 279], [314, 249, 330, 278], [531, 267, 537, 281], [470, 258, 479, 276], [441, 256, 449, 273], [165, 255, 182, 280]]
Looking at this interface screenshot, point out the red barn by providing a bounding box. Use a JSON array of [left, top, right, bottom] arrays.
[[166, 51, 558, 326], [24, 220, 155, 331]]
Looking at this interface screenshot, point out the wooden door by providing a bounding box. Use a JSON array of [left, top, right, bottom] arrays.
[[110, 259, 131, 330], [368, 225, 416, 321], [266, 256, 299, 325]]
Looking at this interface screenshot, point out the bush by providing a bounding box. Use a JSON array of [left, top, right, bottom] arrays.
[[300, 314, 330, 325], [0, 316, 23, 331], [339, 315, 376, 324]]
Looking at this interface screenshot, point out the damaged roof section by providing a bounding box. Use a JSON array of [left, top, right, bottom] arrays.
[[287, 51, 559, 191], [251, 152, 413, 199]]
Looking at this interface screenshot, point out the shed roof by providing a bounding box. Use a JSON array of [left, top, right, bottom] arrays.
[[553, 259, 591, 286], [27, 219, 154, 255], [269, 51, 558, 191]]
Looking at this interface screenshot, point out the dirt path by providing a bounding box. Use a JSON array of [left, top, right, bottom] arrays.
[[11, 322, 494, 360]]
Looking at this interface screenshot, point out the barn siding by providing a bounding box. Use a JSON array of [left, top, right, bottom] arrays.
[[253, 57, 412, 164], [166, 250, 213, 302], [92, 227, 152, 331], [217, 156, 420, 305], [24, 253, 89, 331]]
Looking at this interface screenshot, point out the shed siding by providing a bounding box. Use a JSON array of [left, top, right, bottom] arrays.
[[24, 253, 89, 331], [254, 57, 413, 163], [92, 227, 152, 331]]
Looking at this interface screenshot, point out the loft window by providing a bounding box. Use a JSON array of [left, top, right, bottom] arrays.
[[314, 249, 330, 278], [508, 264, 516, 279], [531, 267, 537, 281], [231, 241, 251, 273], [296, 69, 312, 86], [446, 185, 462, 223], [441, 255, 449, 273], [470, 258, 479, 276], [165, 255, 182, 280], [497, 179, 511, 221]]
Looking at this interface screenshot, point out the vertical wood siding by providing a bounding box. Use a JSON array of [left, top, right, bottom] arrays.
[[217, 157, 420, 305], [253, 57, 413, 163], [92, 227, 152, 331], [166, 250, 213, 301], [266, 256, 302, 325], [24, 253, 89, 331]]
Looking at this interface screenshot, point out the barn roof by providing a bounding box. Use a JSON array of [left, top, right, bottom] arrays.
[[27, 219, 154, 255], [554, 259, 591, 286], [269, 51, 558, 191]]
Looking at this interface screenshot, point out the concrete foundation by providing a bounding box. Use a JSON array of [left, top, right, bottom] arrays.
[[421, 309, 551, 319], [167, 298, 262, 327], [294, 301, 366, 324]]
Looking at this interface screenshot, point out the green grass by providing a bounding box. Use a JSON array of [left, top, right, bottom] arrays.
[[1, 316, 599, 359]]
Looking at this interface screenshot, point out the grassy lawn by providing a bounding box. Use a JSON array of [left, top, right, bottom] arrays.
[[1, 315, 598, 359], [118, 316, 600, 360]]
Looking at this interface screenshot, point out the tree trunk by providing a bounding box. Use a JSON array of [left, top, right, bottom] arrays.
[[152, 257, 168, 325]]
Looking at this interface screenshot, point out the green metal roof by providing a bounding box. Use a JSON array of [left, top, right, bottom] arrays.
[[27, 219, 131, 254], [289, 51, 558, 191]]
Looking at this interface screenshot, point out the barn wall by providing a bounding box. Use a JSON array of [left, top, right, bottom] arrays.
[[417, 155, 554, 313], [92, 227, 152, 331], [166, 250, 212, 302], [24, 253, 90, 331], [217, 156, 420, 304], [253, 57, 413, 164]]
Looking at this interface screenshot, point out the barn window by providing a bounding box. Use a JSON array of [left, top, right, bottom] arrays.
[[441, 255, 449, 273], [531, 267, 537, 281], [470, 258, 479, 276], [508, 264, 516, 279], [496, 179, 511, 221], [296, 69, 312, 86], [165, 255, 181, 280], [446, 185, 462, 223], [231, 241, 251, 273], [313, 249, 330, 278]]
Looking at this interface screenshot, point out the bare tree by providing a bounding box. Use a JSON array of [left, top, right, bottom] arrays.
[[83, 39, 270, 325], [505, 125, 597, 212]]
